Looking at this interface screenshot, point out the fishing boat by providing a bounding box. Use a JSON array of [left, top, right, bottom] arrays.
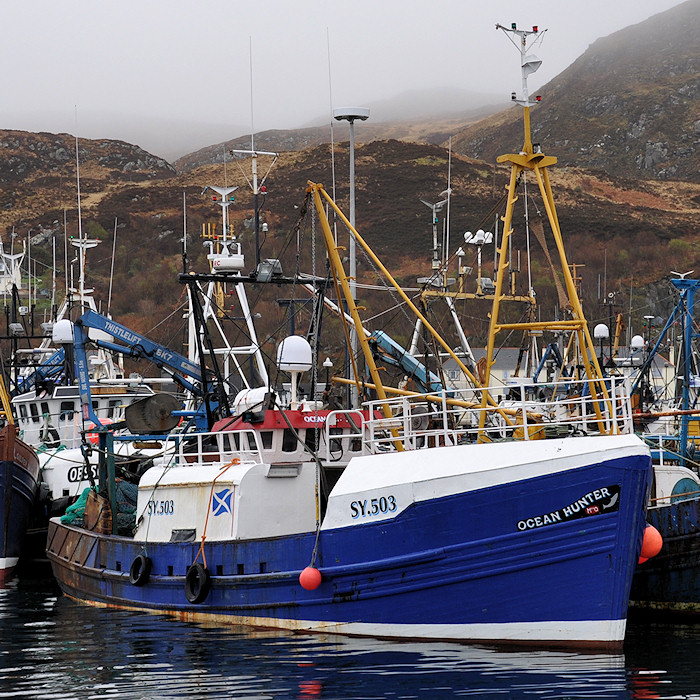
[[0, 372, 40, 583], [9, 235, 157, 451], [4, 233, 160, 568], [629, 275, 700, 613], [46, 25, 653, 648]]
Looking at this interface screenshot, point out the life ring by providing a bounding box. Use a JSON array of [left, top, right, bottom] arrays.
[[129, 554, 152, 587], [185, 563, 211, 603]]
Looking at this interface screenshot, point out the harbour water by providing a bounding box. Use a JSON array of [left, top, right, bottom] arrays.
[[1, 571, 697, 699]]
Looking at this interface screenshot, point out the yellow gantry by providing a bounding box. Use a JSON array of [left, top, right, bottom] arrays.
[[0, 374, 14, 425], [478, 105, 613, 433], [309, 182, 517, 450]]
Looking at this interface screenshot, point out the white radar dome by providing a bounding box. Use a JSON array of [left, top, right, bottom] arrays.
[[276, 335, 312, 373], [52, 319, 74, 344]]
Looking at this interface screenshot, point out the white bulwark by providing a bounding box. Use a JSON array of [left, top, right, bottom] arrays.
[[134, 460, 317, 542]]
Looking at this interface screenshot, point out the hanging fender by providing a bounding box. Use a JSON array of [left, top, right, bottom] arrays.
[[185, 563, 211, 603], [129, 554, 152, 587]]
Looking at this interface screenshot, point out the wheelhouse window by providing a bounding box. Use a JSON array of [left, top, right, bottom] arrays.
[[59, 401, 75, 421], [282, 429, 297, 453], [260, 431, 273, 450], [305, 428, 320, 453]]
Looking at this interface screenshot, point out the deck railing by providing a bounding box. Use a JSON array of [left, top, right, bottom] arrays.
[[358, 376, 633, 454], [323, 410, 368, 462]]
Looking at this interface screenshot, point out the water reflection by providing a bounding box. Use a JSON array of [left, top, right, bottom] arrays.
[[0, 578, 681, 699]]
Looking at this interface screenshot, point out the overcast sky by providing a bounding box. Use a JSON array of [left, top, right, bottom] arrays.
[[0, 0, 686, 158]]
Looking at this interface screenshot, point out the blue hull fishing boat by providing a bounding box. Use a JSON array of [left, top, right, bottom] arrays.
[[0, 416, 40, 583], [46, 24, 654, 647], [48, 430, 649, 645], [629, 277, 700, 613]]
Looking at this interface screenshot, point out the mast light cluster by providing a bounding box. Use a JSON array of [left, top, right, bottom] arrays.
[[508, 23, 539, 32], [497, 21, 546, 108]]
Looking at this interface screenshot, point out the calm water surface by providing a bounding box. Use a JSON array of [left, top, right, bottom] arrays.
[[1, 573, 698, 699]]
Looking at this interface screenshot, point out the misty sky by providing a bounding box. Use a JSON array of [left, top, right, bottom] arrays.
[[0, 0, 685, 158]]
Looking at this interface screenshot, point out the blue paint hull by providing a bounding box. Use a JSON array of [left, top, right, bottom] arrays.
[[630, 495, 700, 613], [47, 450, 651, 647], [0, 450, 40, 583]]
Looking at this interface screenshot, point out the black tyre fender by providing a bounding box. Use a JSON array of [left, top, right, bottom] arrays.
[[185, 563, 211, 603], [129, 554, 152, 587], [45, 428, 61, 449]]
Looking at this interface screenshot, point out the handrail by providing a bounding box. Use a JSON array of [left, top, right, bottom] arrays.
[[359, 377, 633, 454], [323, 410, 367, 463]]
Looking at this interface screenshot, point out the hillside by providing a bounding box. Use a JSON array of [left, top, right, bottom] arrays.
[[2, 129, 699, 371], [173, 101, 501, 173], [2, 1, 700, 366], [0, 130, 175, 245], [451, 0, 700, 181]]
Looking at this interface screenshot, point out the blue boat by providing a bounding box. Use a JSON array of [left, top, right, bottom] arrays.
[[45, 23, 654, 647], [0, 416, 40, 583], [46, 415, 650, 647], [629, 277, 700, 613]]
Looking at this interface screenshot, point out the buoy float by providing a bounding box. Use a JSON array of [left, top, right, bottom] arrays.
[[299, 566, 322, 590], [640, 523, 663, 560]]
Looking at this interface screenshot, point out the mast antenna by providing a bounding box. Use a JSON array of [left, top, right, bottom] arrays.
[[107, 217, 118, 316], [235, 37, 279, 272], [327, 27, 339, 242], [182, 191, 188, 274], [229, 147, 278, 274], [73, 107, 87, 308], [249, 36, 255, 155], [496, 23, 546, 153], [495, 23, 546, 107]]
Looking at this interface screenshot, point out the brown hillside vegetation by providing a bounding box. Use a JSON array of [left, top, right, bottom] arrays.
[[1, 128, 699, 372]]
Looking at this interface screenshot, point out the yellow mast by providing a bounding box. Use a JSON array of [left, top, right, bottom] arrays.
[[479, 24, 613, 433], [309, 183, 404, 451], [308, 181, 518, 441], [0, 374, 13, 425]]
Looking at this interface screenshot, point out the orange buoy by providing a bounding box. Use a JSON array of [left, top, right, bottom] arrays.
[[641, 524, 663, 559], [299, 566, 322, 590], [638, 556, 648, 565]]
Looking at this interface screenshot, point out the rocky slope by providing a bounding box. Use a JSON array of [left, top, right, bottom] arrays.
[[451, 0, 700, 181], [2, 131, 699, 359], [1, 1, 700, 359]]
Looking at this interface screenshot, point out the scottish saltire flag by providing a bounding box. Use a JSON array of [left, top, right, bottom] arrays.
[[213, 489, 233, 516]]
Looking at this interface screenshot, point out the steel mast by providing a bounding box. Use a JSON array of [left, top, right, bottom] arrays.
[[480, 23, 612, 432]]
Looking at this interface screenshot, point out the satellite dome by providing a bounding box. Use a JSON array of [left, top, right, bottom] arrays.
[[52, 319, 74, 344], [276, 335, 312, 373]]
